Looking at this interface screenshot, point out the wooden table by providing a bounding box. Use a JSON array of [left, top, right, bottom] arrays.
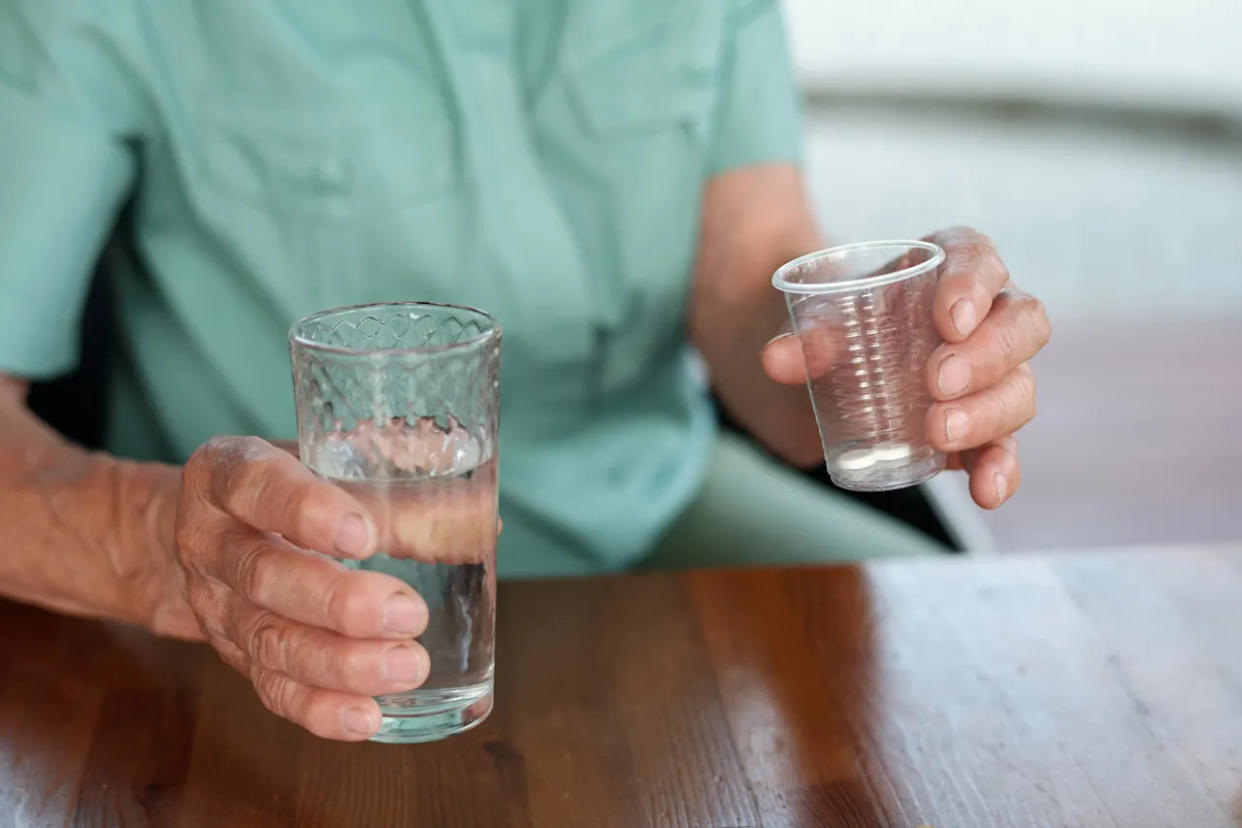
[[4, 546, 1242, 827]]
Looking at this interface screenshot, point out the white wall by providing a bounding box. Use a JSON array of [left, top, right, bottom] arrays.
[[783, 0, 1242, 116]]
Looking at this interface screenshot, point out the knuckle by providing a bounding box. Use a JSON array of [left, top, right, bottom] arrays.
[[942, 224, 978, 245], [235, 435, 270, 455], [1010, 291, 1045, 330], [173, 515, 226, 575], [1028, 296, 1052, 346], [989, 320, 1021, 365], [252, 667, 293, 717], [991, 388, 1013, 433], [172, 520, 198, 559], [203, 435, 239, 454], [185, 580, 217, 618], [242, 610, 288, 670], [223, 458, 273, 516], [987, 249, 1010, 284], [950, 242, 984, 274], [967, 236, 994, 260], [1011, 364, 1037, 425], [236, 544, 279, 602], [192, 435, 242, 479], [1014, 361, 1037, 393], [186, 439, 223, 473]]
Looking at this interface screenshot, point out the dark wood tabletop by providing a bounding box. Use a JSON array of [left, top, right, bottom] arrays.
[[4, 545, 1242, 828]]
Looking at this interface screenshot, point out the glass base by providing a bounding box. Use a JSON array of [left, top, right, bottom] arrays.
[[370, 682, 494, 744], [827, 449, 946, 492]]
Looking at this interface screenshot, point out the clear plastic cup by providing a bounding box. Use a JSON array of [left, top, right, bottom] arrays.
[[773, 240, 947, 491]]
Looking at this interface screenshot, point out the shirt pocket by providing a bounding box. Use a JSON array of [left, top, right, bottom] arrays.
[[564, 4, 724, 145], [185, 93, 461, 309], [192, 94, 460, 219]]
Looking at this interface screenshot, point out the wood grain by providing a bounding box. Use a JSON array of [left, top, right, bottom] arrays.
[[2, 546, 1241, 827]]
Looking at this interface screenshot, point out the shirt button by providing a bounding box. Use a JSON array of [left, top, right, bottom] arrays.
[[312, 157, 353, 193]]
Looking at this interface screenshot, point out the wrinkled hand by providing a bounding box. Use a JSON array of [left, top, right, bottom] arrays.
[[762, 227, 1051, 508], [173, 436, 431, 741]]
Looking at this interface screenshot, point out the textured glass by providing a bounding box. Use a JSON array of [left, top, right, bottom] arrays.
[[290, 303, 500, 743]]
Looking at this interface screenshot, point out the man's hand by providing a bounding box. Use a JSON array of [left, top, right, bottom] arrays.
[[174, 436, 431, 741], [762, 226, 1051, 508]]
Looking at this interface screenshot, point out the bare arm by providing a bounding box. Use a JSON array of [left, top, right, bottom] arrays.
[[0, 374, 196, 636], [688, 163, 824, 466]]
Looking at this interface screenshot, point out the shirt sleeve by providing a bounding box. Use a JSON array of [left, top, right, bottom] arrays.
[[0, 1, 139, 379], [707, 0, 804, 175]]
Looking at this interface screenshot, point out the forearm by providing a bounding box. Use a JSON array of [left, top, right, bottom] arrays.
[[688, 165, 824, 465], [0, 380, 197, 637]]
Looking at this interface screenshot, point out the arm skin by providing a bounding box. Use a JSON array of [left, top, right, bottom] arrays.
[[0, 375, 195, 636]]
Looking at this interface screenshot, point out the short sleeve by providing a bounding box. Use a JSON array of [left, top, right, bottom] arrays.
[[0, 1, 139, 378], [707, 0, 804, 175]]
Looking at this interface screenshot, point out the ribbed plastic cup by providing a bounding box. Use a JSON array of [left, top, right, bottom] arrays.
[[773, 240, 947, 491]]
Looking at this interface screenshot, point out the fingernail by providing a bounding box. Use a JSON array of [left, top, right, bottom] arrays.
[[951, 299, 977, 337], [937, 354, 971, 396], [764, 331, 796, 348], [994, 472, 1007, 503], [383, 594, 422, 635], [334, 513, 372, 557], [383, 645, 424, 683], [944, 408, 969, 445], [342, 707, 377, 736]]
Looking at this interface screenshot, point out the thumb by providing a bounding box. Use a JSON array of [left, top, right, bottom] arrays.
[[761, 333, 809, 385], [761, 325, 837, 385]]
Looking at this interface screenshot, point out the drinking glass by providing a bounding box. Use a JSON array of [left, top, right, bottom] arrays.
[[289, 302, 500, 742]]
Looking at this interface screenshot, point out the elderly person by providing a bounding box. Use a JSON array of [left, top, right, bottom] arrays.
[[0, 0, 1049, 740]]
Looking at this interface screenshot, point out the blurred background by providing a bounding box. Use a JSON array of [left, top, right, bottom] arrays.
[[783, 0, 1242, 551]]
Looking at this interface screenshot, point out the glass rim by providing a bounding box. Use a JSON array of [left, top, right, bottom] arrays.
[[288, 301, 500, 358], [771, 240, 946, 295]]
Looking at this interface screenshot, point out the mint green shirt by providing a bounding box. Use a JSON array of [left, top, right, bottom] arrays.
[[0, 0, 801, 576]]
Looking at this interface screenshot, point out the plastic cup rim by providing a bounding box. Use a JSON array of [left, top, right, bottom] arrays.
[[771, 240, 946, 295]]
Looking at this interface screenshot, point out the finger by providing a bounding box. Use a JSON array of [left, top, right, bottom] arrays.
[[760, 324, 838, 386], [190, 436, 376, 558], [249, 664, 382, 741], [927, 227, 1010, 343], [353, 476, 498, 564], [927, 363, 1036, 453], [928, 289, 1051, 401], [223, 599, 429, 696], [761, 333, 808, 385], [218, 534, 429, 638], [959, 436, 1021, 509]]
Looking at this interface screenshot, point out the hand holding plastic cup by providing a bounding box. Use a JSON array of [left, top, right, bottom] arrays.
[[773, 240, 946, 491]]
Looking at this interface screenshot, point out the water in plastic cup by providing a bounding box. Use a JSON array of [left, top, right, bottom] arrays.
[[772, 241, 946, 491], [290, 303, 500, 743]]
